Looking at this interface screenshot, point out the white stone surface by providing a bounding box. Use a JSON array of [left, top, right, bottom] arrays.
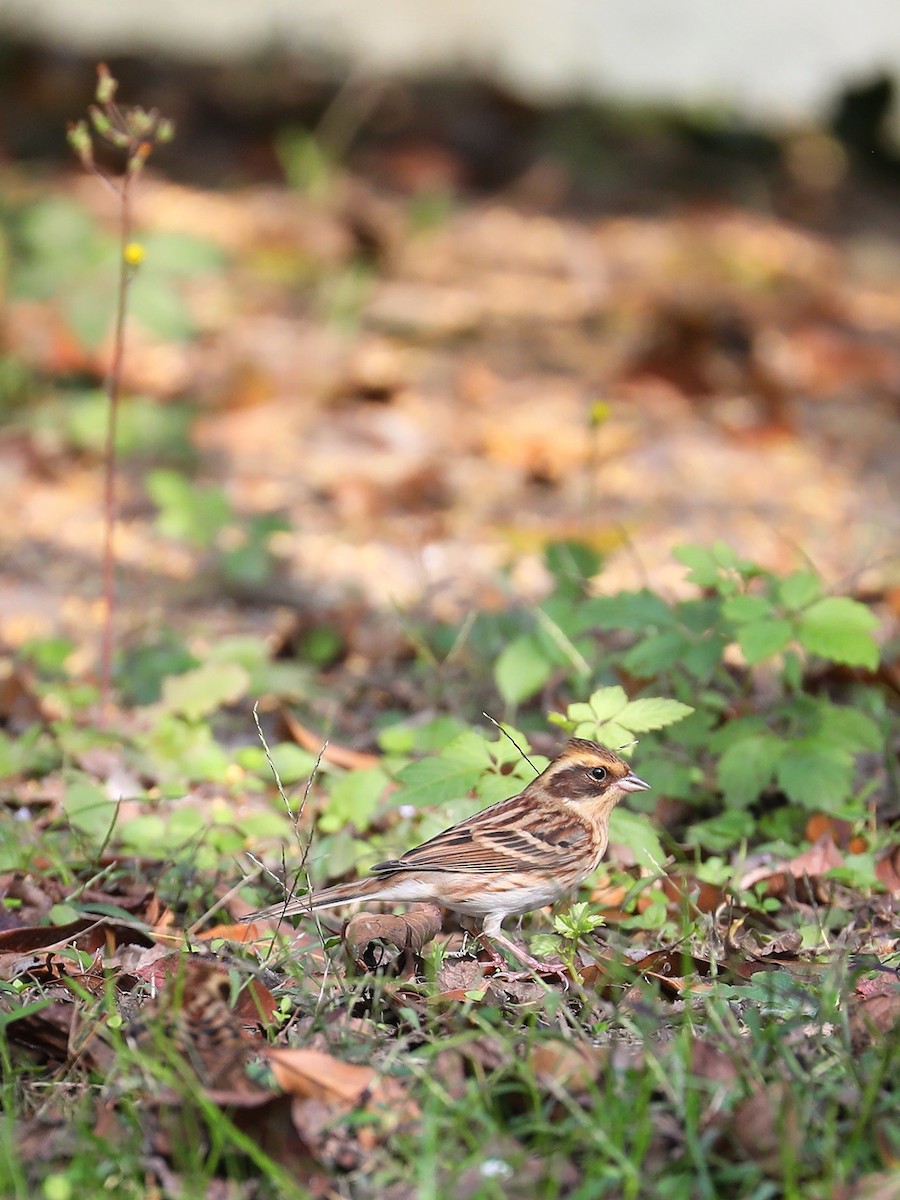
[[2, 0, 900, 122]]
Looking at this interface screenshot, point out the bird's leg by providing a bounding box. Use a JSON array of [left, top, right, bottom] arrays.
[[479, 931, 572, 982]]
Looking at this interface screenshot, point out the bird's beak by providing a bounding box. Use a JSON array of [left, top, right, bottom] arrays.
[[620, 772, 650, 792]]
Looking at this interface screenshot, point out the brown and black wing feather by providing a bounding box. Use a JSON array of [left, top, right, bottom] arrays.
[[370, 793, 591, 876]]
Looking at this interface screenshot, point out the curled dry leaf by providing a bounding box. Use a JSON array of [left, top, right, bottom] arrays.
[[343, 903, 442, 975], [279, 706, 381, 770]]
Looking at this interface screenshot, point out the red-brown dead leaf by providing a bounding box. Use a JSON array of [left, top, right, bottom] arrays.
[[739, 833, 844, 896], [279, 707, 381, 770], [875, 845, 900, 895], [130, 958, 256, 1091], [688, 1038, 742, 1088], [233, 977, 279, 1030], [729, 1081, 800, 1177], [265, 1047, 378, 1106], [264, 1045, 418, 1151], [343, 904, 442, 975], [528, 1040, 606, 1098], [198, 921, 262, 944], [0, 998, 115, 1072], [849, 975, 900, 1052]]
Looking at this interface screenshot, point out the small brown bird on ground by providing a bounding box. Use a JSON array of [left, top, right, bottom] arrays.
[[244, 738, 649, 975]]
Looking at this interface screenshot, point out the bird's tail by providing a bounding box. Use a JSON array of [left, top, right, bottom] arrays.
[[242, 875, 387, 923]]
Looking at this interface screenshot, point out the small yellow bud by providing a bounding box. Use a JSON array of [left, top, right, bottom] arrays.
[[123, 242, 144, 266]]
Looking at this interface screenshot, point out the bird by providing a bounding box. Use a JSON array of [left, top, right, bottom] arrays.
[[243, 738, 649, 975]]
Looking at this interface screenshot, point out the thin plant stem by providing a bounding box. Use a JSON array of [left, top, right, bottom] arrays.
[[99, 175, 133, 718]]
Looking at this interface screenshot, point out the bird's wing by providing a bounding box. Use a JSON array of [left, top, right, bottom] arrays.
[[371, 797, 591, 876]]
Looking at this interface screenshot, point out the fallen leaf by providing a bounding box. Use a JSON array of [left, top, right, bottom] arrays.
[[849, 976, 900, 1052], [739, 833, 844, 897], [279, 707, 381, 770], [875, 846, 900, 895], [344, 904, 442, 974], [730, 1081, 800, 1177]]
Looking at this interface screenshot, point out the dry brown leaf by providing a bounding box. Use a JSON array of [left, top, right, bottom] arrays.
[[0, 998, 114, 1072], [264, 1045, 418, 1151], [688, 1038, 741, 1088], [130, 958, 255, 1091], [265, 1047, 378, 1106], [528, 1040, 605, 1098], [849, 976, 900, 1052], [875, 846, 900, 895], [344, 903, 442, 974], [279, 707, 381, 770], [730, 1081, 800, 1177], [739, 833, 844, 897]]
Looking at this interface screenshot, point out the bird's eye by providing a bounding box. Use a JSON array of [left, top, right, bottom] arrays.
[[590, 766, 608, 782]]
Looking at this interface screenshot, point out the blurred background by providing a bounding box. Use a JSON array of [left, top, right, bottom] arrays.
[[1, 0, 899, 696]]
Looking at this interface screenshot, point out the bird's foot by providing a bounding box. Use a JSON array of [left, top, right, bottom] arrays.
[[478, 934, 574, 984]]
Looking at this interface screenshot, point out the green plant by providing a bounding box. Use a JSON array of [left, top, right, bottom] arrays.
[[66, 64, 174, 713], [147, 469, 291, 591]]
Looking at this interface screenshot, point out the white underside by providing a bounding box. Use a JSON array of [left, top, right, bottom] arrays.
[[313, 877, 567, 933]]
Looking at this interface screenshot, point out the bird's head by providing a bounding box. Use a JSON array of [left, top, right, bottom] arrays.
[[536, 737, 650, 813]]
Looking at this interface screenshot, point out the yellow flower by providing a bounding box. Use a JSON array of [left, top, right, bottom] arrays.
[[123, 241, 144, 266]]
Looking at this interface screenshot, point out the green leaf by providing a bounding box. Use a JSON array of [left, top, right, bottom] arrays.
[[265, 743, 320, 785], [721, 594, 772, 623], [673, 544, 720, 588], [585, 687, 629, 723], [617, 697, 694, 733], [147, 470, 231, 547], [686, 810, 756, 852], [776, 742, 855, 812], [736, 618, 793, 664], [63, 777, 118, 843], [582, 589, 675, 632], [494, 634, 554, 707], [607, 808, 666, 871], [158, 660, 249, 720], [797, 597, 879, 669], [717, 734, 783, 807], [779, 571, 822, 610], [391, 733, 490, 807], [816, 705, 883, 753], [319, 767, 390, 834], [622, 630, 689, 675]]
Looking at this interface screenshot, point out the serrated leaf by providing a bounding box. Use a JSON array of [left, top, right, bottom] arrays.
[[816, 705, 883, 753], [779, 571, 822, 610], [736, 618, 794, 664], [717, 734, 783, 807], [390, 756, 478, 809], [686, 810, 756, 852], [722, 594, 772, 623], [776, 743, 855, 812], [617, 696, 694, 733], [622, 630, 688, 675], [582, 590, 675, 632], [607, 808, 666, 871], [586, 687, 629, 723], [158, 660, 250, 720], [797, 597, 879, 669], [572, 720, 632, 749], [494, 634, 554, 707], [673, 544, 720, 587]]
